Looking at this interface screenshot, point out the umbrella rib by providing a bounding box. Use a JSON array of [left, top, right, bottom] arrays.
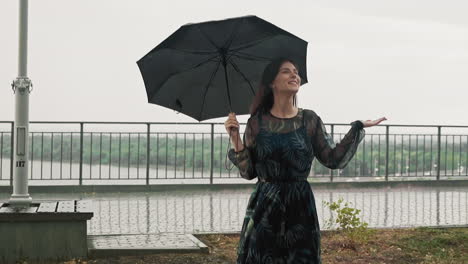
[[229, 34, 277, 52], [175, 55, 220, 75], [222, 18, 244, 50], [195, 25, 220, 50], [164, 47, 218, 55], [149, 55, 220, 101], [198, 59, 222, 120], [228, 51, 272, 62], [228, 59, 256, 97]]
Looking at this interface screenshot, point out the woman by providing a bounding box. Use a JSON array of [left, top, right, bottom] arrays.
[[224, 57, 387, 264]]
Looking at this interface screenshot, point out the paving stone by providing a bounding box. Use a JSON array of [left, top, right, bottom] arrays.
[[88, 233, 208, 257]]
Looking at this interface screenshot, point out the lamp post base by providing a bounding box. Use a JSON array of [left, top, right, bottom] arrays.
[[9, 194, 33, 207]]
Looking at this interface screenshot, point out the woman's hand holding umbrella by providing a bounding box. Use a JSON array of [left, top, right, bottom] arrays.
[[225, 112, 244, 152]]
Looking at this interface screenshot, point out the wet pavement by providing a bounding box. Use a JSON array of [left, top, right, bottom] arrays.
[[2, 184, 466, 235], [87, 233, 208, 257]]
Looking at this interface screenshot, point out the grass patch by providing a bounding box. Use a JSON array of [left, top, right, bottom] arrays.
[[321, 227, 467, 264], [394, 227, 467, 263]]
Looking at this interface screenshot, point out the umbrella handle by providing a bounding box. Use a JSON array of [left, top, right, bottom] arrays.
[[229, 127, 240, 148], [224, 126, 240, 172]]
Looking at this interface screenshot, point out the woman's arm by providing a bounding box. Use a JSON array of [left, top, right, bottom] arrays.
[[312, 114, 366, 170], [228, 118, 257, 180]]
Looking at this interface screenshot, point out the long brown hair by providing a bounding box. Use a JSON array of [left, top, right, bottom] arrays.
[[249, 57, 299, 116]]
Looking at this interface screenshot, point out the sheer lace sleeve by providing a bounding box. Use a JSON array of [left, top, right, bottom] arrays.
[[228, 117, 257, 180], [310, 111, 365, 170]]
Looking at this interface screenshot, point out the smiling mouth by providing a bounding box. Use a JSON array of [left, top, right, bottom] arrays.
[[288, 81, 298, 85]]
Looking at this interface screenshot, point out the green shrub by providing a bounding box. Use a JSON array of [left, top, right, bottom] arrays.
[[322, 197, 375, 244]]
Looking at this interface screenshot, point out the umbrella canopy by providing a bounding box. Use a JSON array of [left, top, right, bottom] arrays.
[[137, 15, 308, 121]]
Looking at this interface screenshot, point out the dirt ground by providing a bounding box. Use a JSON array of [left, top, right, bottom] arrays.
[[24, 227, 468, 264]]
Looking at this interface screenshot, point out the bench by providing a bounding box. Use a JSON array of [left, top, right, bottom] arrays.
[[0, 200, 94, 263]]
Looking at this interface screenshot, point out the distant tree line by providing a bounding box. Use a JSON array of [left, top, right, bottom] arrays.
[[0, 133, 467, 176]]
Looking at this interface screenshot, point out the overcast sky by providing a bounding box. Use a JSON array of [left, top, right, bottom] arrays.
[[1, 0, 467, 129]]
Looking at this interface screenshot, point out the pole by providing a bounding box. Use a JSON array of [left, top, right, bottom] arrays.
[[10, 123, 14, 187], [79, 123, 83, 185], [210, 124, 214, 184], [9, 0, 33, 206], [330, 125, 334, 182], [146, 123, 150, 185], [437, 126, 441, 180], [385, 125, 389, 181]]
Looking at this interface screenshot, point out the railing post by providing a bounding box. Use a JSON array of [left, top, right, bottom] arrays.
[[210, 123, 214, 184], [330, 124, 334, 182], [437, 126, 441, 180], [385, 125, 389, 181], [79, 122, 83, 185], [10, 122, 14, 187], [146, 123, 150, 185]]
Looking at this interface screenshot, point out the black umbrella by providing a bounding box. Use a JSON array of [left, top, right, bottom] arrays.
[[137, 15, 308, 121]]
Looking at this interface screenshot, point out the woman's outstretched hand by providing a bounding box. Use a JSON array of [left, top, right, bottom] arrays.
[[360, 117, 387, 128]]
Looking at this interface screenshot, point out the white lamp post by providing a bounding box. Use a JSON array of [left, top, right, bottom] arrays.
[[9, 0, 32, 207]]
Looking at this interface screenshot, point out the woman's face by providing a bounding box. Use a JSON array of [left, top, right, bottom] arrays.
[[270, 61, 301, 96]]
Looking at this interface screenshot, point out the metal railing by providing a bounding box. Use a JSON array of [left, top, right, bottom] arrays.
[[1, 121, 468, 185]]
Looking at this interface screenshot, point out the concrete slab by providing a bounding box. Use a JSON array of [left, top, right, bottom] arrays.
[[88, 232, 209, 258]]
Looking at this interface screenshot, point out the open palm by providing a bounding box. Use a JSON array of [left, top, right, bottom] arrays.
[[361, 117, 387, 128]]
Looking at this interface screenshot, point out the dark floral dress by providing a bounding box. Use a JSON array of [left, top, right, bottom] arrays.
[[228, 107, 365, 264]]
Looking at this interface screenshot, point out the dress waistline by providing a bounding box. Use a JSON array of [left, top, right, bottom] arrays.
[[258, 178, 307, 183]]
